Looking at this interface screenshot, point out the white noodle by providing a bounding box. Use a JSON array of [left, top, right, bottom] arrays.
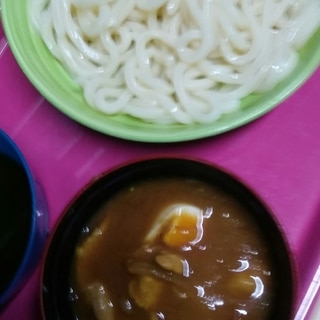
[[30, 0, 320, 124]]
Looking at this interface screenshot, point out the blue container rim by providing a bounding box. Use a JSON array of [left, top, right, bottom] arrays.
[[0, 129, 43, 306]]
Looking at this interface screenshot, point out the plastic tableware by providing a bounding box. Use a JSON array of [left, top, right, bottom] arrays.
[[1, 0, 320, 142], [0, 129, 49, 308], [41, 157, 295, 320]]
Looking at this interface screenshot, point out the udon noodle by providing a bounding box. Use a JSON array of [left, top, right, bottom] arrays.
[[30, 0, 320, 124]]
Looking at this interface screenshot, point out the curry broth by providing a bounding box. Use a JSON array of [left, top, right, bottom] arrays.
[[71, 177, 278, 320]]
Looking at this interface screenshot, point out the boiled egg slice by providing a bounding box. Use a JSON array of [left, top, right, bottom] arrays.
[[145, 204, 204, 247]]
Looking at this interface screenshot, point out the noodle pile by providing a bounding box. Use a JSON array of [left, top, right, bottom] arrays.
[[30, 0, 320, 124]]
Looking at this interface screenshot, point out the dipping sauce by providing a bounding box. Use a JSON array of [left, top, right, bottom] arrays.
[[70, 177, 282, 320], [0, 153, 31, 295]]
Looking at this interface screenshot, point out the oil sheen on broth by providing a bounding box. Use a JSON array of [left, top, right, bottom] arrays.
[[71, 177, 278, 320]]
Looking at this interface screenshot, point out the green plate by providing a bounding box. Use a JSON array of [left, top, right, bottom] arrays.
[[2, 0, 320, 143]]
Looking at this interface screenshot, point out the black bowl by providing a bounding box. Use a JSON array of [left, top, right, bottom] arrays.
[[41, 157, 295, 320]]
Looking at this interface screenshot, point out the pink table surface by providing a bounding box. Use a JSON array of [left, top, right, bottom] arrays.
[[1, 20, 320, 319]]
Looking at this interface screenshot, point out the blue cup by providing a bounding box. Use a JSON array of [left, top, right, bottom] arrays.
[[0, 129, 49, 308]]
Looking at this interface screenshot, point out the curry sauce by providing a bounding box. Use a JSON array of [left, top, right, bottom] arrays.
[[71, 177, 280, 320]]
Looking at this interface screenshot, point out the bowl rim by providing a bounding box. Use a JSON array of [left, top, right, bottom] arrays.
[[40, 155, 297, 319]]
